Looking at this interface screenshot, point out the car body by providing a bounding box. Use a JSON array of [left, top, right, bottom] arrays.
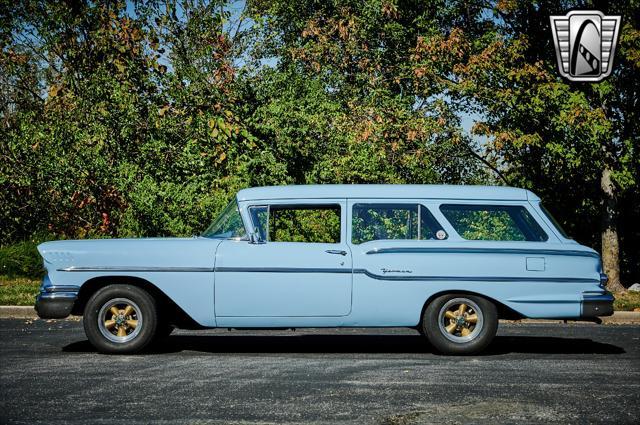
[[35, 184, 614, 354]]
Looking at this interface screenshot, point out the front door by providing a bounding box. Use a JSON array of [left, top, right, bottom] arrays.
[[214, 200, 352, 320]]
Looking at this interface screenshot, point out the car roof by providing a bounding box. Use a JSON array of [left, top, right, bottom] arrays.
[[236, 184, 538, 202]]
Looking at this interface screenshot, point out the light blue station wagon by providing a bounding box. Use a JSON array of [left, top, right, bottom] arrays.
[[35, 184, 613, 354]]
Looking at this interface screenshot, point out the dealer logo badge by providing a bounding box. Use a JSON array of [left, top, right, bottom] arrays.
[[549, 11, 621, 82]]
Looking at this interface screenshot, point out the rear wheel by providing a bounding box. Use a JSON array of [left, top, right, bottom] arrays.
[[422, 294, 497, 355], [83, 284, 158, 354]]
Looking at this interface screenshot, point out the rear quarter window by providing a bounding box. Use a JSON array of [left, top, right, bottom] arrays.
[[439, 204, 548, 242]]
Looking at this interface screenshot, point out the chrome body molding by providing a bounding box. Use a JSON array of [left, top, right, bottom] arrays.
[[58, 265, 598, 285], [352, 269, 598, 284], [364, 247, 600, 259], [38, 291, 78, 299], [219, 266, 597, 284], [582, 292, 615, 301], [216, 267, 351, 274], [58, 266, 215, 272], [44, 285, 81, 293]]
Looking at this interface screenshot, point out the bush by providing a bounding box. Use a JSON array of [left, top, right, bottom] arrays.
[[0, 240, 44, 278]]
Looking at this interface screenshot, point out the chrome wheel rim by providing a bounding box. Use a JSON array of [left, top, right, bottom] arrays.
[[98, 298, 142, 343], [438, 298, 484, 343]]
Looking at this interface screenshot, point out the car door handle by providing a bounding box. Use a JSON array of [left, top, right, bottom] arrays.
[[325, 249, 347, 256]]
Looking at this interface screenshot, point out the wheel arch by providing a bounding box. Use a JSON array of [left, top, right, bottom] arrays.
[[72, 275, 202, 329], [417, 289, 524, 329]]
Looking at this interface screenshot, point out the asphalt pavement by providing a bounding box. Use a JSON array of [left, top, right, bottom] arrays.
[[1, 319, 638, 424]]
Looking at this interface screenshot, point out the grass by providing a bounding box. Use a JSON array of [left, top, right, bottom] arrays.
[[1, 275, 640, 312], [0, 276, 40, 306], [613, 291, 640, 312]]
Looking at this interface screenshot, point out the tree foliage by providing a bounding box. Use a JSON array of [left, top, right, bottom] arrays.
[[1, 0, 638, 284]]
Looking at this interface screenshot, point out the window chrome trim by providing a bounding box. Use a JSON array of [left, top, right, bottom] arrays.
[[248, 204, 269, 243]]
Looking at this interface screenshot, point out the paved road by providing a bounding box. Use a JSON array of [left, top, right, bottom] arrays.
[[1, 320, 638, 424]]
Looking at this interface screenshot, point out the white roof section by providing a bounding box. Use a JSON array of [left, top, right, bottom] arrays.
[[236, 184, 538, 202]]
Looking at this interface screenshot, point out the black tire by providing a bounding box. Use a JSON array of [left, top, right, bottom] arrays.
[[422, 293, 498, 355], [83, 284, 158, 354]]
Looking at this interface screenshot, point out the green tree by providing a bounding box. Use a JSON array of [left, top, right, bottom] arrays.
[[1, 0, 637, 290], [410, 0, 639, 290], [246, 0, 487, 186], [1, 0, 259, 241]]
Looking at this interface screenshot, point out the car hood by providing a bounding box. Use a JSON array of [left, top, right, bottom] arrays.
[[38, 237, 223, 272]]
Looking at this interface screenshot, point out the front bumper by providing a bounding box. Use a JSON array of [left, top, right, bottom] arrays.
[[581, 291, 614, 318], [35, 285, 79, 319]]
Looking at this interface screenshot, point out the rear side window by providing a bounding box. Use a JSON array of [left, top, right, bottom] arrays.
[[439, 204, 548, 242], [352, 204, 445, 244], [250, 204, 341, 243]]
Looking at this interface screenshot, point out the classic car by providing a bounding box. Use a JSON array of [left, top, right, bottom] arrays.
[[35, 184, 614, 354]]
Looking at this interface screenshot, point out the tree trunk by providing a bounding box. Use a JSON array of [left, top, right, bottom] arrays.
[[600, 168, 624, 292]]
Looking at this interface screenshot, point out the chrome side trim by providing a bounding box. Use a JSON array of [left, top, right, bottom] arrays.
[[44, 285, 81, 293], [506, 299, 576, 304], [58, 266, 214, 272], [364, 247, 600, 258], [57, 265, 598, 284], [38, 292, 78, 300], [216, 267, 351, 274], [582, 292, 614, 301], [218, 267, 597, 284], [353, 269, 598, 284]]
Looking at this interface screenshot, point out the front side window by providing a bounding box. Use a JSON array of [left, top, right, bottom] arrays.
[[352, 204, 445, 244], [202, 200, 247, 239], [439, 204, 548, 242], [250, 204, 341, 243]]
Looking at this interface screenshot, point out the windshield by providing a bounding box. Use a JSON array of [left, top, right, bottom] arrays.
[[201, 200, 247, 239]]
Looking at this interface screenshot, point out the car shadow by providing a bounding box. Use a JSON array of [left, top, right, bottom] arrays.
[[62, 333, 625, 356]]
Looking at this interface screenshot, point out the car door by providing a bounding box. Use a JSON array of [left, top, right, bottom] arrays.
[[346, 200, 456, 325], [214, 199, 353, 321]]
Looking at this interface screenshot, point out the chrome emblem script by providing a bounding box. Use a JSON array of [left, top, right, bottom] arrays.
[[549, 11, 621, 82], [381, 268, 412, 274]]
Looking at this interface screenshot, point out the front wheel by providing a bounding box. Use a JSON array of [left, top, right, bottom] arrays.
[[83, 284, 158, 354], [422, 294, 498, 355]]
